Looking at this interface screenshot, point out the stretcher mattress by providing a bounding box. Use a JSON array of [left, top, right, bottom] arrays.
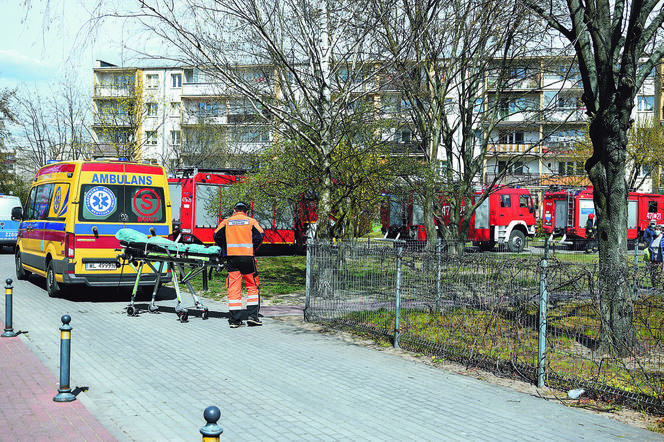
[[115, 228, 222, 256]]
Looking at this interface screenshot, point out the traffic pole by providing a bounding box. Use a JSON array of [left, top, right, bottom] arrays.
[[200, 406, 223, 441], [53, 314, 76, 402], [2, 278, 17, 338]]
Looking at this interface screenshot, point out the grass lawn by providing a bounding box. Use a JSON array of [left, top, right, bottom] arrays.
[[189, 255, 307, 303]]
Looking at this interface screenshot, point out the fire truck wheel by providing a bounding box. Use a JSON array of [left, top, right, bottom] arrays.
[[508, 230, 526, 253]]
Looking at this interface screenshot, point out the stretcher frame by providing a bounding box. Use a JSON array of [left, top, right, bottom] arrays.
[[116, 241, 225, 322]]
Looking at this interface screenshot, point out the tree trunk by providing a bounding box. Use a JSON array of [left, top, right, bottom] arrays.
[[587, 113, 637, 356]]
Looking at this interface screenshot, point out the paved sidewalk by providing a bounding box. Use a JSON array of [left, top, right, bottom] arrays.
[[0, 331, 115, 440], [0, 252, 662, 441]]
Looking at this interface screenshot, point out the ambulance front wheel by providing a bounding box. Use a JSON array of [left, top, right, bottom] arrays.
[[46, 261, 62, 298], [15, 250, 30, 280]]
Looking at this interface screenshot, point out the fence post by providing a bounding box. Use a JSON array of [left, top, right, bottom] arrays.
[[435, 240, 442, 312], [2, 278, 16, 338], [537, 237, 549, 388], [632, 241, 639, 300], [304, 241, 312, 321], [53, 314, 76, 402], [394, 241, 404, 349]]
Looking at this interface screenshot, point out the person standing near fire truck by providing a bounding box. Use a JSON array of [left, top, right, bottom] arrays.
[[644, 220, 657, 248], [585, 213, 597, 253], [214, 202, 265, 328]]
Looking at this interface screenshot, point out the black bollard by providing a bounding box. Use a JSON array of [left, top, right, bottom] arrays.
[[2, 278, 16, 338], [53, 314, 76, 402], [200, 405, 223, 441]]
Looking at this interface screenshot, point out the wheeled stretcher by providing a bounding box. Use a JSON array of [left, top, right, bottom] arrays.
[[115, 228, 225, 322]]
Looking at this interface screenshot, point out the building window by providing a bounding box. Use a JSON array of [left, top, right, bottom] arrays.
[[558, 161, 583, 176], [395, 128, 412, 143], [498, 160, 525, 175], [170, 130, 181, 146], [170, 102, 180, 116], [199, 101, 221, 118], [499, 130, 524, 144], [146, 102, 157, 117], [638, 96, 654, 112], [146, 74, 159, 89], [145, 131, 157, 145], [172, 73, 182, 88]]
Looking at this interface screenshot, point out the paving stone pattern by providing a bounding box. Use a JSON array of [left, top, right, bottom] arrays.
[[0, 253, 661, 441]]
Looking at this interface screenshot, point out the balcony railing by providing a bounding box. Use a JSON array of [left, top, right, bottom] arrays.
[[94, 84, 136, 98], [92, 114, 135, 127], [488, 143, 537, 154], [181, 82, 230, 97], [386, 141, 424, 155]]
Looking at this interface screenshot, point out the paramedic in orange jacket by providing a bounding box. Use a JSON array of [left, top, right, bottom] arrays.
[[214, 202, 265, 328]]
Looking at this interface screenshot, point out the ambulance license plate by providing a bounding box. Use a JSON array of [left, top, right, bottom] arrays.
[[85, 262, 116, 271]]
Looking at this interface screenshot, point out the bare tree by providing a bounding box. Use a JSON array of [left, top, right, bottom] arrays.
[[371, 0, 549, 248], [100, 0, 386, 239], [11, 81, 92, 176], [524, 0, 664, 354]]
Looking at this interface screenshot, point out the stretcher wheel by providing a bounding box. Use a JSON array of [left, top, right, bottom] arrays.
[[201, 310, 209, 320], [148, 304, 159, 313], [179, 311, 189, 323], [127, 305, 136, 316]]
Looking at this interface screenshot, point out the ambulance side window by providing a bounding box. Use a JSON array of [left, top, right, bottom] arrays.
[[36, 184, 54, 220], [649, 201, 658, 213], [501, 195, 511, 208], [22, 183, 53, 221], [519, 195, 530, 209], [23, 187, 37, 219]]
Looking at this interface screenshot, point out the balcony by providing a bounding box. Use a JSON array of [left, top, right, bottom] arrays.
[[228, 113, 264, 124], [94, 84, 136, 98], [488, 143, 537, 154], [487, 76, 540, 91], [181, 82, 230, 97], [92, 114, 135, 127], [386, 141, 424, 156]]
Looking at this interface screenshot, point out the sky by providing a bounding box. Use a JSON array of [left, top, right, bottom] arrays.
[[0, 0, 138, 91]]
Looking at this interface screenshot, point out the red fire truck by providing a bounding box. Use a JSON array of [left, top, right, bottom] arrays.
[[541, 186, 664, 247], [168, 168, 315, 249], [381, 186, 537, 252]]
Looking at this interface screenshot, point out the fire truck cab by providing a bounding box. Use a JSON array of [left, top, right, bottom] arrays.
[[381, 186, 537, 252], [469, 187, 537, 252], [541, 186, 664, 247], [168, 168, 245, 244]]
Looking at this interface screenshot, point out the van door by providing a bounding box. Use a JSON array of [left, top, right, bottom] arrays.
[[20, 183, 54, 271]]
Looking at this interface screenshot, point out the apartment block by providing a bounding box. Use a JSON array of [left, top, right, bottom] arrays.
[[92, 59, 661, 197]]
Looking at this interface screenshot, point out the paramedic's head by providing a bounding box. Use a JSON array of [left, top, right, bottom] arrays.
[[588, 213, 594, 220], [651, 220, 657, 227], [234, 202, 249, 214]]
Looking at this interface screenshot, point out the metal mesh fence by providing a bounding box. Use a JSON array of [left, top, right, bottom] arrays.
[[304, 238, 664, 411]]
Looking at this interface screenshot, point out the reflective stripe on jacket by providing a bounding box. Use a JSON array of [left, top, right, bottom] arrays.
[[214, 212, 264, 256]]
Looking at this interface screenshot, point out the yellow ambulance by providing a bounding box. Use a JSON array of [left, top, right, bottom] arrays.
[[13, 159, 172, 297]]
